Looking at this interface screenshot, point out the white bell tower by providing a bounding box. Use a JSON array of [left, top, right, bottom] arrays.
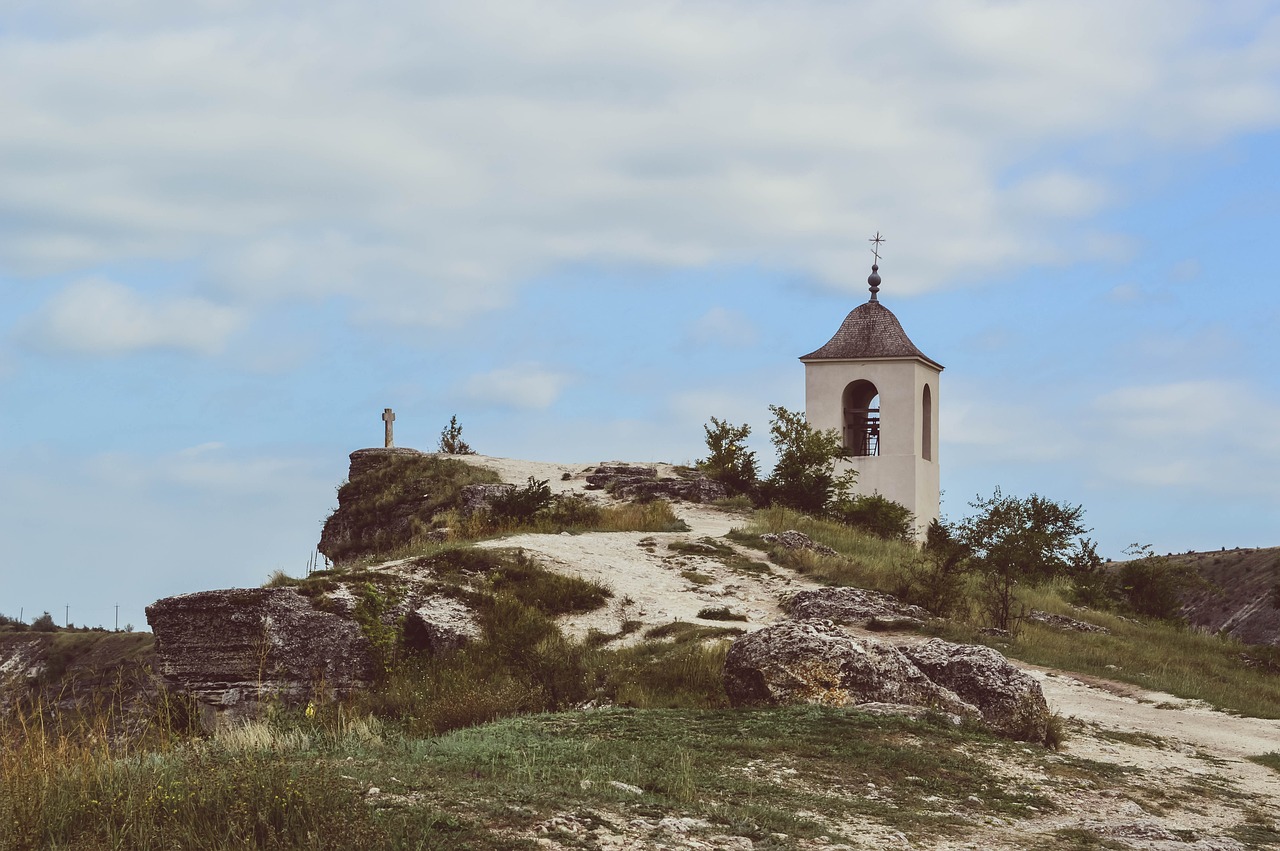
[[800, 236, 942, 539]]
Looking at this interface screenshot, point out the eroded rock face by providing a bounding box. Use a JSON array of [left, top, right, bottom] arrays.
[[783, 587, 930, 628], [147, 589, 377, 728], [146, 582, 483, 728], [459, 483, 517, 517], [723, 619, 978, 722], [901, 638, 1051, 743], [319, 448, 432, 562]]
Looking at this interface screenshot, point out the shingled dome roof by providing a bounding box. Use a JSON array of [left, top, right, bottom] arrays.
[[800, 300, 943, 369]]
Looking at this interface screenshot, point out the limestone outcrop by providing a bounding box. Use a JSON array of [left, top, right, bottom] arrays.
[[901, 638, 1052, 742], [722, 619, 979, 722], [585, 464, 727, 503], [146, 588, 378, 728], [723, 621, 1053, 743], [1028, 610, 1110, 634], [459, 483, 517, 517], [760, 530, 838, 557], [319, 448, 500, 564], [783, 587, 930, 629], [146, 580, 482, 728]]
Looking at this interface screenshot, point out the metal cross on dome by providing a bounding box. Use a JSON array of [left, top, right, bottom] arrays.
[[869, 231, 886, 265]]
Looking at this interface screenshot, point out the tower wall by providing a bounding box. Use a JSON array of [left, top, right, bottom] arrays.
[[804, 358, 940, 539]]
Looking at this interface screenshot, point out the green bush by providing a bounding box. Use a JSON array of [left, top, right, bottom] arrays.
[[31, 612, 57, 632], [697, 417, 759, 497], [892, 519, 972, 618], [833, 494, 915, 541], [541, 493, 604, 527], [489, 476, 553, 522]]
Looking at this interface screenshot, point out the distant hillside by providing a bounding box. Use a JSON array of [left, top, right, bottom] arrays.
[[1175, 546, 1280, 646], [0, 629, 158, 728]]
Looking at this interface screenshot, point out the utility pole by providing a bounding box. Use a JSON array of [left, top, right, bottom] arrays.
[[115, 605, 119, 632], [65, 605, 69, 629]]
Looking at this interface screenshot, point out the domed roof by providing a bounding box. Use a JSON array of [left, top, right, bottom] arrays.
[[800, 300, 943, 369]]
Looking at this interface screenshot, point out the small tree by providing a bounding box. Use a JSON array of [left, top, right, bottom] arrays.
[[894, 518, 972, 618], [959, 489, 1091, 631], [760, 405, 855, 514], [31, 611, 57, 632], [696, 417, 758, 497], [1067, 538, 1115, 609], [832, 494, 915, 541], [438, 415, 476, 455]]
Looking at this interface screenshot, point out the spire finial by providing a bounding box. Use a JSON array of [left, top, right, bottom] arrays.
[[867, 231, 884, 302]]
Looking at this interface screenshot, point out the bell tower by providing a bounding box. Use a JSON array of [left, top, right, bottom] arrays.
[[800, 235, 942, 539]]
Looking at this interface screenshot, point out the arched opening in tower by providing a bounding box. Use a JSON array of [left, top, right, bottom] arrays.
[[922, 384, 932, 461], [842, 379, 880, 457]]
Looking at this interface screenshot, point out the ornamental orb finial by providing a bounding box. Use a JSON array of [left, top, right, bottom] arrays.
[[867, 231, 885, 303]]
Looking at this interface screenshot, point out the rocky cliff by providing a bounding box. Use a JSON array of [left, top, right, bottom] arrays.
[[145, 588, 379, 728], [317, 448, 501, 564]]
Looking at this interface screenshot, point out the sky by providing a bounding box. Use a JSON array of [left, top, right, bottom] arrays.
[[2, 0, 1279, 631]]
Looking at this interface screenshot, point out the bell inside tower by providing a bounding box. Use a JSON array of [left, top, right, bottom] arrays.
[[841, 379, 880, 457]]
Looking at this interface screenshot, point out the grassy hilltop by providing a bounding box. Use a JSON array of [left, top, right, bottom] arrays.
[[3, 453, 1280, 850]]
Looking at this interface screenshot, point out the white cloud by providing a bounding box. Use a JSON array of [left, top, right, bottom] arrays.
[[1, 0, 1278, 325], [23, 277, 243, 355], [463, 363, 572, 410], [686, 307, 758, 348], [942, 396, 1083, 464], [1090, 379, 1280, 494]]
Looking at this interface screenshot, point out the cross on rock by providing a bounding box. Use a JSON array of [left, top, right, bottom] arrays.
[[382, 408, 395, 448]]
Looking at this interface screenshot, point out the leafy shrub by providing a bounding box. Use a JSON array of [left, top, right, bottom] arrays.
[[489, 476, 553, 522], [697, 417, 759, 497], [833, 494, 915, 541], [893, 519, 972, 618], [31, 612, 57, 632], [438, 414, 476, 455], [542, 493, 603, 527]]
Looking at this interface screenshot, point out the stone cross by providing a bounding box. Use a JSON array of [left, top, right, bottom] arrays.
[[382, 408, 395, 448]]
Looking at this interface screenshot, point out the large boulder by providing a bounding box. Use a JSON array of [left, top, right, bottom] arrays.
[[459, 483, 517, 517], [146, 580, 483, 729], [404, 596, 482, 654], [783, 587, 930, 629], [901, 638, 1052, 743], [146, 588, 377, 729], [723, 620, 978, 721]]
